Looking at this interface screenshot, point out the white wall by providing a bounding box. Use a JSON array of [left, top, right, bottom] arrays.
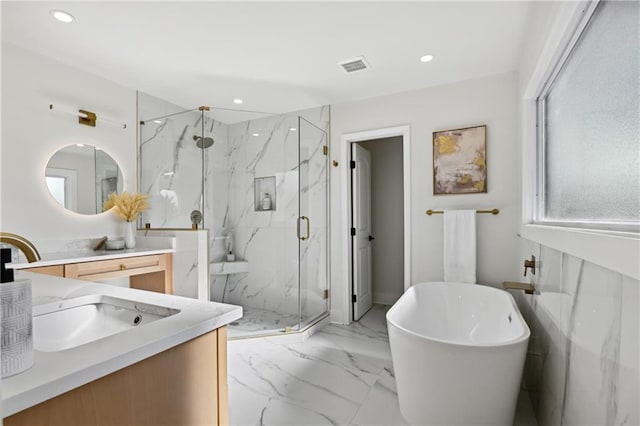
[[330, 71, 522, 322], [358, 137, 404, 305], [1, 43, 136, 246]]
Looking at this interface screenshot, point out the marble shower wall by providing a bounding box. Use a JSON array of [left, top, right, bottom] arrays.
[[513, 241, 639, 426], [138, 92, 227, 230], [213, 106, 330, 320], [138, 92, 329, 320]]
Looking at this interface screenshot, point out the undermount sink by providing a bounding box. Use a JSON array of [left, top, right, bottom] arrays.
[[33, 295, 180, 352]]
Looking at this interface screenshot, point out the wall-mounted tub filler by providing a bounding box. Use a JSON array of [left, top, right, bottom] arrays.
[[503, 281, 537, 295], [523, 255, 536, 276]]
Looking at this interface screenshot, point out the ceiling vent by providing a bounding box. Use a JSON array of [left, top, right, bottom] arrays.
[[338, 56, 370, 73]]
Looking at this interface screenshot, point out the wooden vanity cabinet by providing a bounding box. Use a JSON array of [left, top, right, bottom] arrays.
[[23, 253, 174, 294], [5, 326, 229, 426]]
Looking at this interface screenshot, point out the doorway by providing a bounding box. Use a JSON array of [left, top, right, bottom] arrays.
[[349, 136, 409, 322], [340, 125, 411, 324]]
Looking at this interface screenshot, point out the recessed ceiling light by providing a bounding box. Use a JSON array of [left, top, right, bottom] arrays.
[[233, 99, 243, 105], [252, 133, 260, 137], [289, 127, 297, 132], [420, 54, 435, 63], [50, 10, 75, 23]]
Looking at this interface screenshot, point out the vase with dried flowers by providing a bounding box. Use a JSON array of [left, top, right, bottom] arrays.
[[103, 192, 149, 249]]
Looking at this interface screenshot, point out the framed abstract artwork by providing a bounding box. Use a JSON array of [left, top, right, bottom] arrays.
[[433, 125, 487, 195]]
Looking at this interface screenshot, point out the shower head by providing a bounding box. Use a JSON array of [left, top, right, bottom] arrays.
[[193, 135, 215, 149]]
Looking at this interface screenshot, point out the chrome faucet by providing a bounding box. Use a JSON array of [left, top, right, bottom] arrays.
[[0, 232, 41, 263]]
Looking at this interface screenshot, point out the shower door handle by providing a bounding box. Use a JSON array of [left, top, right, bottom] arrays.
[[298, 216, 310, 241]]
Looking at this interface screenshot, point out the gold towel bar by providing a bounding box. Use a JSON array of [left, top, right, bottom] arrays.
[[425, 208, 499, 216]]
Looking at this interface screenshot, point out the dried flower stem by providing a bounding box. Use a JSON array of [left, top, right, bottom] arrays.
[[104, 192, 149, 222]]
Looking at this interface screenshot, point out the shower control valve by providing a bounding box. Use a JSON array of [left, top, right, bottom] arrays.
[[523, 255, 536, 277]]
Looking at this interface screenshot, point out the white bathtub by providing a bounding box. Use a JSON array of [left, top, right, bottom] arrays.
[[386, 282, 530, 426]]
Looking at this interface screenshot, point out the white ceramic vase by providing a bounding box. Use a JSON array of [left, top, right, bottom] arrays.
[[124, 221, 136, 249]]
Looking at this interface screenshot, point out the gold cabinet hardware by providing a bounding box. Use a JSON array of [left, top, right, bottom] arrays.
[[523, 255, 536, 276], [120, 264, 127, 271]]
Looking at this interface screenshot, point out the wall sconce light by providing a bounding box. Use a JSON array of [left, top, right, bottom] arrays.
[[78, 109, 96, 127], [49, 104, 127, 129]]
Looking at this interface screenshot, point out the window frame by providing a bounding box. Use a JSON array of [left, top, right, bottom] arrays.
[[533, 0, 639, 233], [521, 0, 639, 280]]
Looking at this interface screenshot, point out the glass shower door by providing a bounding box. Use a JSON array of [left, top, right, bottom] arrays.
[[298, 117, 329, 329]]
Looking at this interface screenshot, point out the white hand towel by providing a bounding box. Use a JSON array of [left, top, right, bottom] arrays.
[[443, 210, 476, 284]]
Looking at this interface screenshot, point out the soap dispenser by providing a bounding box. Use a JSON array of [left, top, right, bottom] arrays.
[[262, 192, 272, 211], [0, 248, 34, 377]]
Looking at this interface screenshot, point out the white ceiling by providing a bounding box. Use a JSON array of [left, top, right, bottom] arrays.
[[2, 1, 533, 117]]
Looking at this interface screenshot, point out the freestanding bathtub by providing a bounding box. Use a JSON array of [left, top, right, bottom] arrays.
[[387, 282, 530, 426]]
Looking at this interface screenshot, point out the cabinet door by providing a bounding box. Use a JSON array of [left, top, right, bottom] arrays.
[[5, 329, 225, 426]]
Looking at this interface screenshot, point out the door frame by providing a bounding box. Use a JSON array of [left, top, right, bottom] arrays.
[[340, 125, 411, 324]]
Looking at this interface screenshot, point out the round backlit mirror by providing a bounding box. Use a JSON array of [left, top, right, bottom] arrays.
[[45, 144, 123, 215]]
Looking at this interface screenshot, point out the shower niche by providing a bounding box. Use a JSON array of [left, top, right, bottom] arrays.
[[254, 176, 276, 212]]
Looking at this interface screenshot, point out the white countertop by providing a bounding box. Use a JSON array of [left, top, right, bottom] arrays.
[[9, 247, 175, 270], [2, 271, 242, 418]]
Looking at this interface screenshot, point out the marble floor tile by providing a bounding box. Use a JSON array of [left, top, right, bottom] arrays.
[[228, 303, 538, 426], [351, 380, 408, 426]]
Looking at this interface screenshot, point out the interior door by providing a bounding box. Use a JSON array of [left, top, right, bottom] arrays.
[[352, 143, 373, 321]]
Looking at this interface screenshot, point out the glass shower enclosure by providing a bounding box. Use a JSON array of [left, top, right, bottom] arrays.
[[138, 92, 329, 338]]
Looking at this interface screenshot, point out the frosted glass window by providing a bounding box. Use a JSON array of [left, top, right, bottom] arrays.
[[539, 0, 639, 227]]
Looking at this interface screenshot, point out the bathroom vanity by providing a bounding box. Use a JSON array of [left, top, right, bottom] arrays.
[[10, 248, 174, 294], [2, 272, 242, 425]]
